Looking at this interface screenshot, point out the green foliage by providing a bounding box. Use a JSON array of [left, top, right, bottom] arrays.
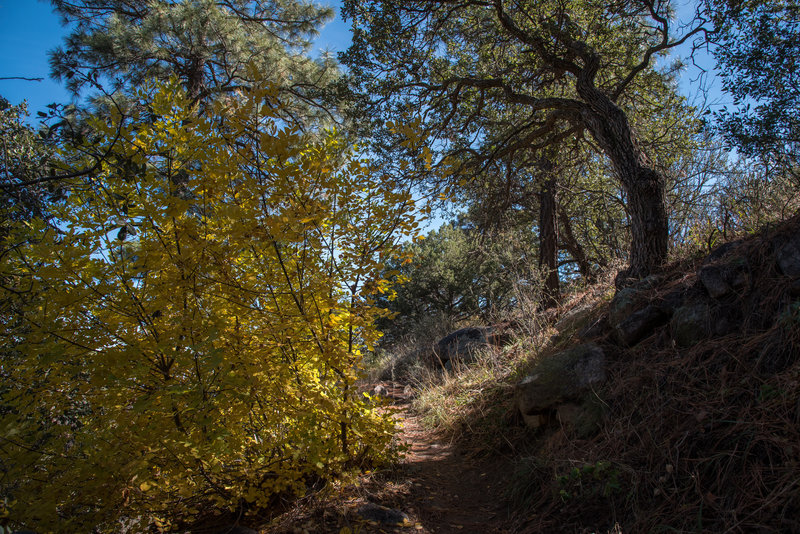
[[0, 98, 56, 221], [678, 154, 800, 253], [376, 219, 537, 342], [0, 79, 419, 532], [49, 0, 337, 120], [341, 0, 710, 277], [341, 0, 692, 176], [710, 0, 799, 173]]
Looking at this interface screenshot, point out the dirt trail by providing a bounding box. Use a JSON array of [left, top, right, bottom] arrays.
[[257, 383, 518, 534], [370, 384, 516, 534]]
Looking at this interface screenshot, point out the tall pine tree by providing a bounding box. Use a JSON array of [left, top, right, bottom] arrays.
[[49, 0, 338, 123]]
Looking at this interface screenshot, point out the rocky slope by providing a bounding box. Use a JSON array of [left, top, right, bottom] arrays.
[[507, 213, 800, 532]]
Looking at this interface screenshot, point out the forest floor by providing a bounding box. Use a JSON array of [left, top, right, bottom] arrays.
[[265, 383, 518, 534]]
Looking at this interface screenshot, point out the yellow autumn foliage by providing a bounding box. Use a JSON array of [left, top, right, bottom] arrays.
[[0, 80, 419, 532]]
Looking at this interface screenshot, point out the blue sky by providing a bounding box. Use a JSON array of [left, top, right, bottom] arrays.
[[0, 0, 352, 116], [0, 0, 72, 113]]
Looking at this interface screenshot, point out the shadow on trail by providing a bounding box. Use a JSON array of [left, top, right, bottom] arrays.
[[359, 384, 517, 534]]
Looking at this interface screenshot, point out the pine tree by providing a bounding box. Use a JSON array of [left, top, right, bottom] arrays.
[[49, 0, 338, 123]]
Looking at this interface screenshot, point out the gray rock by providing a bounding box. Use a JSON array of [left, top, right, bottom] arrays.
[[556, 399, 605, 438], [609, 287, 641, 329], [671, 303, 712, 348], [435, 326, 495, 367], [658, 287, 685, 316], [699, 265, 731, 298], [373, 384, 388, 397], [775, 232, 800, 278], [357, 503, 410, 526], [614, 304, 668, 346], [522, 412, 547, 429], [635, 274, 665, 290], [514, 343, 606, 418], [699, 255, 751, 300], [578, 316, 609, 341], [703, 240, 741, 264], [555, 304, 593, 333], [727, 259, 750, 289]]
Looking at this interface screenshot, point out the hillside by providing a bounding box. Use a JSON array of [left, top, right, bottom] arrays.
[[259, 213, 800, 534], [505, 213, 800, 532]]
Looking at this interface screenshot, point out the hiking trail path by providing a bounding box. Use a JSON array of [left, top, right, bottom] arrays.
[[357, 383, 517, 534]]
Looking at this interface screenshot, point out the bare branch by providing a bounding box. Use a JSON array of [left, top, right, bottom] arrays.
[[0, 77, 44, 82]]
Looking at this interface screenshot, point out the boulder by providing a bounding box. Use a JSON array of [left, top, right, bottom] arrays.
[[556, 399, 605, 438], [670, 303, 712, 348], [614, 305, 668, 346], [658, 287, 686, 316], [555, 304, 593, 333], [699, 265, 731, 298], [774, 232, 800, 278], [578, 315, 609, 341], [699, 258, 750, 299], [522, 412, 548, 429], [514, 344, 606, 433], [703, 240, 741, 264], [608, 287, 641, 329], [726, 259, 750, 289], [435, 326, 502, 368], [635, 274, 665, 290]]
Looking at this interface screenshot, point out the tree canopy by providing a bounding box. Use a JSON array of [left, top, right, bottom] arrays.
[[341, 0, 707, 279], [710, 0, 799, 176], [49, 0, 338, 123]]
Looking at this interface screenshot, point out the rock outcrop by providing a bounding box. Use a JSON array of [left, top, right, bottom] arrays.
[[434, 325, 508, 369], [670, 303, 712, 348], [514, 343, 606, 436], [774, 230, 800, 278]]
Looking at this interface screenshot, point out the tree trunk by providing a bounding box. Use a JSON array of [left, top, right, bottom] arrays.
[[576, 69, 669, 281], [623, 166, 669, 279], [539, 175, 560, 308], [558, 206, 594, 282]]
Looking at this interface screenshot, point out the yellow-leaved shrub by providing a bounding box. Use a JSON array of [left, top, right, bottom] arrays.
[[0, 80, 418, 532]]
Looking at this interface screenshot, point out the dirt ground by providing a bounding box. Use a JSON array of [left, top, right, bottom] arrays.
[[349, 383, 517, 534]]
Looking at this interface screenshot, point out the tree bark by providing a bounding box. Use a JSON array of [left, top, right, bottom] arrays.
[[558, 206, 594, 282], [539, 175, 560, 308]]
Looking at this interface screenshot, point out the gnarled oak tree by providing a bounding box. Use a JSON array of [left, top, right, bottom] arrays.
[[341, 0, 707, 279]]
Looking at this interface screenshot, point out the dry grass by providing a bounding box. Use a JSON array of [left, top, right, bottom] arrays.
[[399, 270, 618, 454]]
